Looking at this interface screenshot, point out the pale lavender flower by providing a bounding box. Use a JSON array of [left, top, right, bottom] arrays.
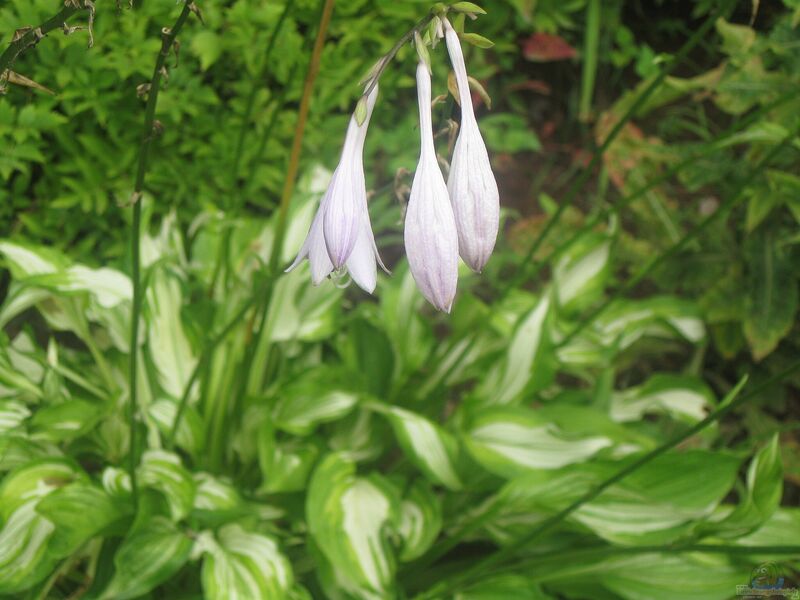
[[444, 18, 500, 273], [404, 61, 459, 312], [287, 86, 386, 293]]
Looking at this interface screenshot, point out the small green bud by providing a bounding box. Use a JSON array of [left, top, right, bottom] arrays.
[[461, 32, 494, 48], [449, 2, 487, 15], [354, 96, 368, 125]]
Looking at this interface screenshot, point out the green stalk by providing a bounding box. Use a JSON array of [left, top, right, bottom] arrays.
[[128, 1, 194, 504], [558, 128, 797, 349], [503, 0, 734, 294], [0, 5, 80, 75], [578, 0, 600, 122], [415, 360, 800, 597]]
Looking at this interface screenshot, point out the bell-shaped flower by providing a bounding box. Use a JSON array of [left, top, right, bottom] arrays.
[[287, 86, 386, 293], [444, 18, 500, 273], [404, 61, 460, 312]]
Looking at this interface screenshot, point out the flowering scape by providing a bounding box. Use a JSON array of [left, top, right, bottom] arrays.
[[289, 9, 498, 312]]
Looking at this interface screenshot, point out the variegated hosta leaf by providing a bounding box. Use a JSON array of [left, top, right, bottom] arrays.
[[374, 405, 462, 491], [553, 232, 612, 311], [35, 482, 128, 558], [610, 374, 715, 424], [100, 516, 193, 600], [258, 424, 319, 493], [455, 574, 553, 599], [307, 453, 400, 596], [0, 400, 30, 433], [465, 407, 613, 478], [198, 524, 293, 600], [145, 267, 197, 398], [0, 460, 84, 594], [139, 450, 195, 521], [148, 398, 205, 455], [30, 398, 105, 442], [272, 370, 358, 436], [397, 481, 442, 562], [102, 466, 132, 497], [0, 240, 66, 278], [193, 472, 241, 512], [481, 293, 554, 406]]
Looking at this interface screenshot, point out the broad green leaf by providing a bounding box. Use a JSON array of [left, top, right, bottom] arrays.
[[145, 268, 197, 398], [553, 233, 612, 311], [273, 369, 358, 436], [149, 398, 205, 455], [36, 482, 129, 558], [711, 433, 783, 537], [744, 228, 798, 360], [306, 454, 399, 596], [30, 398, 105, 441], [198, 524, 293, 600], [0, 240, 65, 278], [397, 481, 442, 562], [191, 31, 224, 70], [0, 400, 30, 433], [258, 424, 319, 493], [100, 516, 192, 600], [193, 472, 241, 512], [0, 459, 84, 594], [374, 405, 462, 490], [465, 407, 612, 478], [610, 374, 714, 424], [480, 114, 541, 153], [456, 575, 552, 599], [138, 450, 195, 521], [482, 294, 553, 405]]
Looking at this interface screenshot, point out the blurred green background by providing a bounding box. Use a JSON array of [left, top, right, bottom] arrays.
[[1, 0, 799, 598]]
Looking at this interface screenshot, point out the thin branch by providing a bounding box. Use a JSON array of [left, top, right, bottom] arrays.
[[0, 5, 79, 77], [128, 0, 195, 505]]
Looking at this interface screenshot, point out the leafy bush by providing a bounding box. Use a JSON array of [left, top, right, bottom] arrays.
[[1, 0, 799, 599]]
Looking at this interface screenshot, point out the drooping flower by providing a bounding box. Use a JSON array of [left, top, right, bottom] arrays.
[[444, 18, 500, 273], [287, 85, 387, 293], [404, 61, 460, 312]]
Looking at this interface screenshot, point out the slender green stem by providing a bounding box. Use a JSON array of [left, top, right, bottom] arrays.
[[128, 1, 194, 504], [578, 0, 600, 122], [0, 5, 80, 76], [415, 360, 800, 598], [503, 0, 734, 295], [558, 129, 797, 348]]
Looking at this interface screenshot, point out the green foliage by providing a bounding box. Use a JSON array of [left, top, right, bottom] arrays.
[[0, 0, 799, 599]]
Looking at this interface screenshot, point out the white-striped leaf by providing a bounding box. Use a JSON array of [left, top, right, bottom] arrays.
[[0, 401, 31, 433], [193, 473, 241, 512], [199, 524, 293, 600], [375, 405, 462, 490], [610, 374, 714, 424], [553, 232, 611, 311], [483, 294, 554, 405], [273, 371, 358, 436], [465, 407, 612, 478], [397, 481, 442, 562], [139, 450, 195, 521], [306, 454, 399, 596], [100, 516, 193, 600], [148, 398, 205, 456]]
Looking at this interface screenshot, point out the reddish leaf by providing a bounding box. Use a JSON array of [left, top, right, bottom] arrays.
[[521, 33, 577, 62], [508, 79, 552, 95]]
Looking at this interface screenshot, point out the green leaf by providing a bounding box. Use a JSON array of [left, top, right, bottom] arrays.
[[461, 33, 494, 48], [479, 293, 553, 405], [306, 454, 399, 596], [553, 232, 612, 311], [456, 575, 552, 599], [30, 398, 105, 441], [450, 2, 487, 15], [273, 370, 358, 436], [36, 482, 129, 558], [465, 407, 612, 478], [138, 450, 195, 521], [191, 31, 223, 70], [397, 480, 442, 562], [479, 114, 541, 154], [744, 228, 798, 360], [100, 516, 193, 600], [198, 524, 293, 600], [610, 374, 715, 425], [374, 405, 462, 490], [193, 472, 241, 512]]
